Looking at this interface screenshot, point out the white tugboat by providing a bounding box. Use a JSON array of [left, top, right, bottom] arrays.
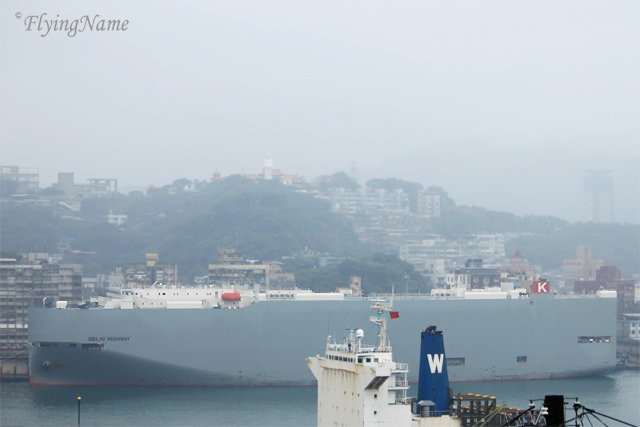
[[306, 298, 462, 427]]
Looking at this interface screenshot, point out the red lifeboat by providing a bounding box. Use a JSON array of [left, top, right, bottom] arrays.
[[221, 292, 241, 302]]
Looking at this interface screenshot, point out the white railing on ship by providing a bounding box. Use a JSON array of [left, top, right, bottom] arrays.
[[389, 377, 408, 388], [326, 343, 391, 353], [363, 293, 612, 301], [393, 363, 408, 371]]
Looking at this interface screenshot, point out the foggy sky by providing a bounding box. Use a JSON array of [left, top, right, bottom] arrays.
[[1, 0, 638, 223]]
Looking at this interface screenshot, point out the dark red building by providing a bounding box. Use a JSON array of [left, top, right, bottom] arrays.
[[574, 265, 635, 318]]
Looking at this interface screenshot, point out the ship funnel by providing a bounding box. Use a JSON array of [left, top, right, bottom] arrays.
[[417, 325, 450, 416]]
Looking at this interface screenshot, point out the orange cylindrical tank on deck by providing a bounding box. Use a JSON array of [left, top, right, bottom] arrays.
[[221, 292, 241, 302]]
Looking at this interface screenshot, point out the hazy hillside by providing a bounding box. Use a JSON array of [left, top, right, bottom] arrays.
[[290, 253, 428, 294], [1, 176, 638, 281], [432, 205, 639, 276], [1, 178, 364, 277]]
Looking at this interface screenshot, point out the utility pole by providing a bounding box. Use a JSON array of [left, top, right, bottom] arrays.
[[404, 272, 409, 296], [77, 396, 82, 426]]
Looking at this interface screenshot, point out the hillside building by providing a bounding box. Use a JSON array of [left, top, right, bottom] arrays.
[[562, 245, 603, 289], [399, 234, 507, 277], [0, 165, 39, 195], [56, 172, 76, 197], [0, 254, 82, 379], [124, 253, 178, 286], [574, 265, 635, 319], [454, 259, 501, 289], [329, 187, 409, 216], [107, 209, 128, 226], [208, 248, 270, 286], [54, 173, 118, 199], [505, 250, 539, 280], [416, 189, 441, 218]]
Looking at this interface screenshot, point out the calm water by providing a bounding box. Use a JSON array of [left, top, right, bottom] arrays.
[[2, 371, 638, 426]]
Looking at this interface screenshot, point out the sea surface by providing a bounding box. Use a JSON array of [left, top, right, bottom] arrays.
[[1, 371, 638, 427]]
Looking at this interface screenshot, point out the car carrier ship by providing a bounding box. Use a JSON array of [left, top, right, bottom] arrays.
[[28, 279, 617, 386]]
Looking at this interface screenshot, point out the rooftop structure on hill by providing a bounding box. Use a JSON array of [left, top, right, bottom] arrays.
[[0, 165, 39, 195]]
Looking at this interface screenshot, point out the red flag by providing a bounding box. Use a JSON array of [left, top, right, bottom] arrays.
[[389, 311, 399, 319]]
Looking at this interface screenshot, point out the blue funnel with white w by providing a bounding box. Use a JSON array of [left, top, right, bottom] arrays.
[[417, 325, 450, 415]]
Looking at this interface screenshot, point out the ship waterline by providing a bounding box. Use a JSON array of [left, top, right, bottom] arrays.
[[28, 295, 616, 386]]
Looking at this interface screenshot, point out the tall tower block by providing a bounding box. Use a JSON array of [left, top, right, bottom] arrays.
[[584, 170, 613, 223]]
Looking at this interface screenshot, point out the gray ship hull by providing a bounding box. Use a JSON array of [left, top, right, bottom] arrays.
[[28, 296, 617, 386]]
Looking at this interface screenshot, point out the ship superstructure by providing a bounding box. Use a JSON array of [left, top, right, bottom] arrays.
[[307, 299, 461, 427]]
